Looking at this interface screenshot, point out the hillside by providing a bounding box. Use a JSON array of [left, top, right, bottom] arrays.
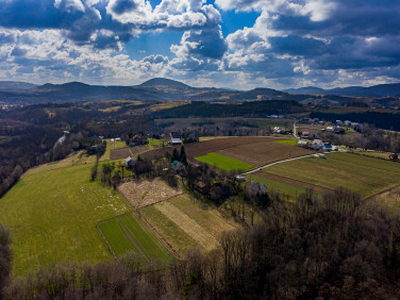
[[1, 78, 389, 106], [286, 82, 400, 97]]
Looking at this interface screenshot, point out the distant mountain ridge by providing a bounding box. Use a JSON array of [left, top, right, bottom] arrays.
[[1, 78, 400, 107], [285, 83, 400, 97], [138, 78, 191, 89]]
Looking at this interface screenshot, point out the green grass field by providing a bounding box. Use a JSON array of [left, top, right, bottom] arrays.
[[97, 213, 173, 263], [274, 139, 298, 146], [251, 175, 306, 198], [266, 152, 400, 197], [0, 163, 132, 277], [196, 152, 254, 171]]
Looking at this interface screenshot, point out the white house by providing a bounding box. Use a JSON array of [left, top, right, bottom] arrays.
[[311, 139, 324, 150], [169, 138, 183, 145]]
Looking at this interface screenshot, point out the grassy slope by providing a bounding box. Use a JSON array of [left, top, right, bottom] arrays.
[[251, 175, 306, 198], [0, 163, 131, 277], [141, 206, 199, 256], [266, 152, 400, 197], [98, 213, 173, 262], [196, 152, 254, 171]]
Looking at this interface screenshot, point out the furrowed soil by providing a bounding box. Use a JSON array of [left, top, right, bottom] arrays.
[[110, 145, 149, 160], [141, 137, 311, 166]]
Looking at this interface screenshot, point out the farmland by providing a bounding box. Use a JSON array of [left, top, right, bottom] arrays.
[[261, 152, 400, 197], [196, 152, 254, 171], [141, 195, 236, 256], [0, 163, 131, 277], [118, 178, 183, 209], [97, 213, 173, 263], [141, 136, 312, 167]]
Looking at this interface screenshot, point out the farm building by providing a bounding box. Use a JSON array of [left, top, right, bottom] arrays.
[[248, 182, 268, 197], [311, 139, 324, 150], [125, 156, 135, 168], [169, 138, 183, 145], [298, 140, 310, 148]]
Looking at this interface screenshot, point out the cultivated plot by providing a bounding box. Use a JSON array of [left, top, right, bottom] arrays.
[[264, 152, 400, 197], [97, 213, 173, 263], [141, 195, 236, 256], [196, 152, 254, 171], [119, 178, 183, 209]]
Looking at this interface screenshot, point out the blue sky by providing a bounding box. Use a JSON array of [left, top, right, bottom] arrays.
[[0, 0, 399, 90]]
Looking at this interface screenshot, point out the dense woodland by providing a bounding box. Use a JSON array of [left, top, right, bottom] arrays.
[[1, 188, 399, 299], [156, 100, 304, 118]]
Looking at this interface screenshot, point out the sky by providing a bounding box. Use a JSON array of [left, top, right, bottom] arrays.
[[0, 0, 400, 90]]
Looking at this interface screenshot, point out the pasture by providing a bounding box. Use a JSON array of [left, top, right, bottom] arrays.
[[263, 152, 400, 197], [0, 163, 132, 277], [97, 213, 173, 263], [196, 152, 254, 171]]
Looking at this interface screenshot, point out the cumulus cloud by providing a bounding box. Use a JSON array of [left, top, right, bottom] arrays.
[[0, 0, 399, 89]]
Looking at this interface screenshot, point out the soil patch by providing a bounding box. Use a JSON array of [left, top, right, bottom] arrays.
[[118, 178, 182, 209]]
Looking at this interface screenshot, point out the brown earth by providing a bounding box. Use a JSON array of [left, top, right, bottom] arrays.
[[255, 171, 333, 193], [118, 178, 183, 209], [110, 145, 148, 160], [216, 141, 312, 166], [140, 137, 305, 166]]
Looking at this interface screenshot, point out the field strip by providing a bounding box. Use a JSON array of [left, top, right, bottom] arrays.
[[253, 172, 333, 193], [365, 184, 400, 200], [137, 211, 181, 259], [95, 224, 116, 259], [155, 202, 219, 251], [242, 152, 335, 175]]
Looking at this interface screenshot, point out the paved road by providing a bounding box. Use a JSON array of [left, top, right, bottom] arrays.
[[293, 121, 299, 139], [242, 152, 331, 176]]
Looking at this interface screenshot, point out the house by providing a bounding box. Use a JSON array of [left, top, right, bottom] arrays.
[[311, 139, 324, 150], [301, 131, 310, 138], [209, 184, 231, 203], [298, 140, 310, 148], [169, 138, 183, 145], [334, 126, 345, 134], [344, 120, 352, 126], [125, 156, 135, 168], [248, 182, 268, 197], [273, 126, 282, 133]]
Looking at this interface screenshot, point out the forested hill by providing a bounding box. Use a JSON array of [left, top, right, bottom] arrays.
[[155, 100, 304, 118]]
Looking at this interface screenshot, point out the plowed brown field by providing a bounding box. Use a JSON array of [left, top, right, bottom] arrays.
[[110, 145, 148, 160], [141, 137, 312, 167]]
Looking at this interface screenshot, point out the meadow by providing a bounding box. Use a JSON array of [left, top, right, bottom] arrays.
[[264, 152, 400, 197], [196, 152, 254, 171], [0, 163, 131, 277], [97, 213, 173, 263]]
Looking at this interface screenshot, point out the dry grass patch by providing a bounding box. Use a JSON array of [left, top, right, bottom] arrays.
[[118, 178, 182, 209], [170, 195, 237, 239], [154, 201, 219, 251]]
